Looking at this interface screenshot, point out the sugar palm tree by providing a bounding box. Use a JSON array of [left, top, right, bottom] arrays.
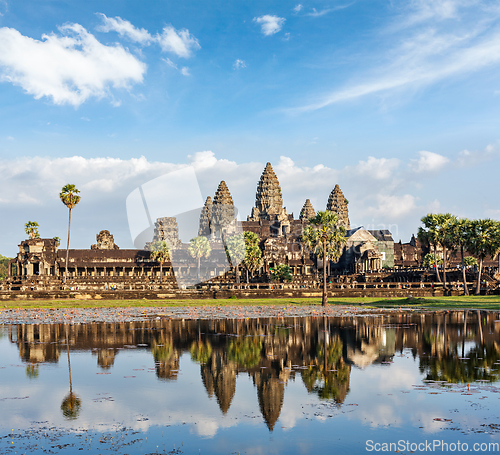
[[24, 221, 40, 239], [302, 211, 347, 306], [450, 218, 472, 295], [243, 232, 262, 283], [435, 213, 457, 290], [60, 184, 81, 283], [418, 214, 442, 283], [467, 219, 500, 295], [188, 236, 211, 282], [224, 234, 246, 284], [150, 240, 170, 283]]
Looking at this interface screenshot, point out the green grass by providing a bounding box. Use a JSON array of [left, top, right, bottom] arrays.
[[0, 296, 499, 310]]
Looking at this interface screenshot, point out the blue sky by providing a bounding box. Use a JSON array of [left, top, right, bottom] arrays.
[[1, 0, 500, 256]]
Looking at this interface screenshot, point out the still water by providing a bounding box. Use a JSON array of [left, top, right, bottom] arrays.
[[1, 311, 500, 454]]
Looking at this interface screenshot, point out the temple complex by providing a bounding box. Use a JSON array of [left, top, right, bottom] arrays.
[[4, 160, 499, 295]]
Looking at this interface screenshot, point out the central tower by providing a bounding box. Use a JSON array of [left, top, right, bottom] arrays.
[[248, 162, 288, 222]]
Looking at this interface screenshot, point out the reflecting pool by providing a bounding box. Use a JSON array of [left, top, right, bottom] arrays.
[[1, 310, 500, 454]]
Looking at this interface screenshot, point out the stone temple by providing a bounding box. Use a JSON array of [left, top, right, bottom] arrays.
[[6, 161, 437, 290]]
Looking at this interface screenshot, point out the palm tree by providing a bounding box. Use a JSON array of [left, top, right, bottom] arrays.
[[24, 221, 40, 239], [224, 234, 246, 284], [418, 214, 442, 283], [188, 236, 211, 282], [450, 218, 472, 295], [435, 213, 457, 290], [243, 232, 262, 283], [60, 184, 81, 284], [468, 219, 500, 295], [150, 240, 170, 284], [301, 211, 347, 306]]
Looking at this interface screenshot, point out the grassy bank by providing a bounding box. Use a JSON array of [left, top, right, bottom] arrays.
[[0, 295, 499, 310]]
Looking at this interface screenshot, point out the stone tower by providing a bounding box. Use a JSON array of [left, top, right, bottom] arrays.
[[148, 217, 182, 249], [299, 199, 315, 222], [212, 181, 235, 229], [248, 162, 288, 222], [326, 184, 350, 230], [198, 196, 213, 237]]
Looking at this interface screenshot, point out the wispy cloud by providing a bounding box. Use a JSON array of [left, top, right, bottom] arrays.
[[287, 0, 500, 113], [162, 58, 191, 76], [97, 15, 200, 59], [253, 15, 286, 36], [305, 4, 354, 17], [293, 4, 303, 13], [233, 59, 247, 70], [96, 13, 153, 44]]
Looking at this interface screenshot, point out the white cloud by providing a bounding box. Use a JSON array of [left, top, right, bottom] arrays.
[[96, 15, 201, 60], [96, 13, 153, 44], [410, 151, 449, 173], [0, 24, 146, 107], [369, 194, 418, 219], [354, 156, 400, 180], [233, 59, 247, 70], [293, 4, 303, 13], [455, 142, 499, 167], [253, 15, 286, 36], [156, 25, 200, 58]]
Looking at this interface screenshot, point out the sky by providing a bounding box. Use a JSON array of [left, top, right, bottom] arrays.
[[1, 0, 500, 256]]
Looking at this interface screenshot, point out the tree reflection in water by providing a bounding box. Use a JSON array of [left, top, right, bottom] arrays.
[[8, 310, 500, 431], [61, 327, 81, 420]]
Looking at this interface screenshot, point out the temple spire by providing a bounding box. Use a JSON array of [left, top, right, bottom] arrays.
[[248, 162, 288, 222], [299, 199, 315, 222], [326, 184, 350, 230]]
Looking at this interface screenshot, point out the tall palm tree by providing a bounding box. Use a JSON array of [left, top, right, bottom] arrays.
[[60, 184, 81, 284], [243, 232, 262, 283], [302, 211, 347, 306], [188, 236, 211, 282], [435, 213, 457, 290], [150, 240, 170, 284], [468, 219, 500, 295], [224, 234, 246, 284], [450, 218, 472, 295], [419, 214, 442, 283]]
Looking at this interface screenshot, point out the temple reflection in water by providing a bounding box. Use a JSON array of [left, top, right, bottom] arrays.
[[7, 310, 500, 431]]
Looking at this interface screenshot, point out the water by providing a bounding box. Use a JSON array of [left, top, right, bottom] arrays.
[[1, 311, 500, 454]]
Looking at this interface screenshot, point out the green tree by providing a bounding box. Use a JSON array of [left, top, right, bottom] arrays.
[[0, 255, 10, 281], [243, 232, 262, 283], [467, 219, 500, 295], [60, 184, 81, 284], [224, 234, 245, 284], [464, 256, 478, 267], [24, 221, 40, 239], [150, 240, 170, 283], [188, 236, 211, 282], [422, 252, 442, 269], [302, 211, 347, 306], [270, 264, 293, 283]]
